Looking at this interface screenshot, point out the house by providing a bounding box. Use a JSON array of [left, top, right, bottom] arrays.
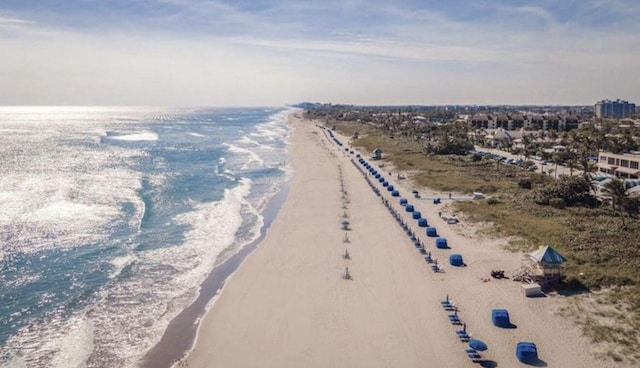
[[484, 128, 513, 148]]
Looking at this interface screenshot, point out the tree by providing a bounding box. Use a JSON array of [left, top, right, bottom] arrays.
[[603, 178, 628, 228]]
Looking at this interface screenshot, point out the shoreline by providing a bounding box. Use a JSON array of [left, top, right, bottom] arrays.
[[139, 177, 292, 367], [180, 113, 618, 368]]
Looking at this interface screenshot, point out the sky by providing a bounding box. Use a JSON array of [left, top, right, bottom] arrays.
[[1, 0, 639, 106]]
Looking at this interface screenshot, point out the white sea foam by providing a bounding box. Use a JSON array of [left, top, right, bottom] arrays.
[[110, 132, 158, 141], [187, 132, 205, 138], [223, 143, 264, 169], [236, 136, 274, 151], [109, 255, 137, 279], [48, 317, 94, 368]]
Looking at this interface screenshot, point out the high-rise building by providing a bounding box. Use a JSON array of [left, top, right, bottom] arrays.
[[594, 99, 636, 119]]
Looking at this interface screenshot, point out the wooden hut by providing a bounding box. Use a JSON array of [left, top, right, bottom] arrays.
[[527, 245, 566, 286], [372, 148, 382, 160]]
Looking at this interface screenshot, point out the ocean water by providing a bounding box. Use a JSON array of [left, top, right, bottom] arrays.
[[0, 106, 292, 367]]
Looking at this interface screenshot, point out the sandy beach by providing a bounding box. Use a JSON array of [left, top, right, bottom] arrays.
[[182, 112, 615, 368]]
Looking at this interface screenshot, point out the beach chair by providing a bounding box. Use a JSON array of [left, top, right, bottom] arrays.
[[456, 331, 471, 342], [449, 315, 462, 325], [431, 264, 441, 272], [466, 349, 482, 362], [419, 247, 427, 255], [424, 255, 433, 263]]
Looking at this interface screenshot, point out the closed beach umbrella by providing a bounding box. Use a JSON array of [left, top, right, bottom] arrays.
[[469, 339, 488, 352]]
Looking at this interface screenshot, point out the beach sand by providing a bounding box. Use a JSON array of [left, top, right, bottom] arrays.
[[183, 112, 615, 367]]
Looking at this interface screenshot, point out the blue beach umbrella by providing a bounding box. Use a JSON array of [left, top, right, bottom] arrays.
[[469, 339, 488, 352]]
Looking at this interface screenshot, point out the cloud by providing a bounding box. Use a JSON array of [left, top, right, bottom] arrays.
[[0, 1, 639, 105]]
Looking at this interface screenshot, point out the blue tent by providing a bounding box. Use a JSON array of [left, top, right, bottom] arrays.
[[426, 227, 438, 237], [387, 185, 394, 191], [516, 342, 538, 364], [374, 173, 381, 179], [378, 177, 385, 183], [412, 211, 421, 219], [391, 190, 400, 197], [382, 181, 389, 187], [449, 254, 464, 266], [435, 237, 448, 249], [492, 309, 511, 327], [399, 198, 408, 206], [417, 218, 428, 227], [405, 205, 415, 212]]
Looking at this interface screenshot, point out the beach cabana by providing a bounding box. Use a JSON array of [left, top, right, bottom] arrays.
[[399, 198, 408, 206], [405, 204, 414, 212], [426, 227, 438, 237], [417, 218, 428, 227], [491, 309, 511, 328], [435, 237, 448, 249], [449, 254, 464, 266], [391, 190, 400, 197], [387, 185, 394, 191], [516, 342, 538, 364], [412, 211, 421, 219], [382, 181, 389, 187], [374, 173, 381, 179]]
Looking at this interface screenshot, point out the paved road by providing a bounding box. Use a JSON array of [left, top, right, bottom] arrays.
[[473, 146, 579, 178]]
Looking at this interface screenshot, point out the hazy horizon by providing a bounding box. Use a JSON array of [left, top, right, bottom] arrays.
[[1, 1, 639, 106]]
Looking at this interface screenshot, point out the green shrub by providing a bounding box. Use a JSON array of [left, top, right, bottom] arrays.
[[487, 197, 501, 205]]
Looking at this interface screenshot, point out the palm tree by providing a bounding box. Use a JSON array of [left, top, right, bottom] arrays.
[[603, 178, 628, 228]]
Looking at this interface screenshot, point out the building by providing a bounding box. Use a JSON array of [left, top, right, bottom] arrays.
[[372, 148, 382, 160], [513, 245, 567, 289], [595, 99, 636, 119], [597, 151, 640, 178], [469, 114, 578, 131]]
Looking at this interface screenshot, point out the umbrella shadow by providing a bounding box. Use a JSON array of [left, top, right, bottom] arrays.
[[479, 361, 497, 368], [529, 358, 548, 367]]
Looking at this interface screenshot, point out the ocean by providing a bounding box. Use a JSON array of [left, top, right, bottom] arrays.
[[0, 106, 293, 367]]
